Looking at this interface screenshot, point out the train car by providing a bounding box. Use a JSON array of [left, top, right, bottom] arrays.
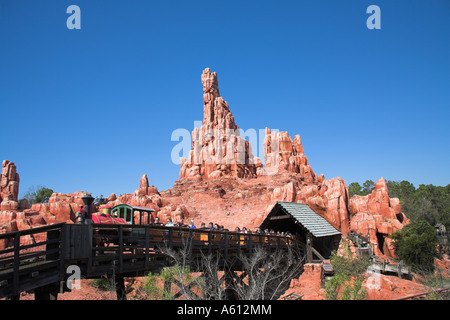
[[91, 204, 155, 246]]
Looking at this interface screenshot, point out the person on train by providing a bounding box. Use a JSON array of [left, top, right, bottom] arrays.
[[152, 216, 163, 226], [189, 219, 196, 229], [176, 219, 188, 228]]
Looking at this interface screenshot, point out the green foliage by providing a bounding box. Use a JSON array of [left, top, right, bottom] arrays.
[[391, 220, 440, 273], [386, 180, 416, 199], [89, 277, 115, 291], [362, 180, 375, 195], [140, 266, 200, 300], [325, 241, 370, 300], [348, 180, 375, 198], [142, 271, 172, 300], [348, 182, 363, 198], [94, 195, 107, 206], [23, 185, 54, 206]]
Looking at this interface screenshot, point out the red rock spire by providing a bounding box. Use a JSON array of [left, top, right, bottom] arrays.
[[0, 160, 20, 211], [179, 68, 260, 181]]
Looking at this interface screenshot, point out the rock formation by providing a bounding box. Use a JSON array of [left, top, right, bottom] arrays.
[[179, 68, 261, 181], [0, 69, 414, 260], [348, 177, 409, 257], [261, 128, 317, 183], [0, 160, 20, 211], [173, 68, 409, 258], [29, 191, 95, 224], [105, 174, 188, 225]]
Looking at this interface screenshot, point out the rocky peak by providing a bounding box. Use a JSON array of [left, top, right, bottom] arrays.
[[179, 68, 260, 181], [0, 160, 20, 211], [262, 128, 317, 183]]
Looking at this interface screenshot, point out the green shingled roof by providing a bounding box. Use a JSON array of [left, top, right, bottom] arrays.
[[272, 201, 341, 238]]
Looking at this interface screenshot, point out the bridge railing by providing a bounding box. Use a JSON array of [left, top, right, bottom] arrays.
[[80, 224, 299, 277], [0, 223, 304, 297], [0, 223, 65, 298]]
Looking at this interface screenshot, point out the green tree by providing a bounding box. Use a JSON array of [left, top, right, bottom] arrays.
[[362, 180, 375, 195], [415, 184, 450, 228], [348, 182, 363, 198], [402, 196, 439, 226], [386, 180, 416, 199], [391, 220, 439, 273], [23, 185, 54, 205]]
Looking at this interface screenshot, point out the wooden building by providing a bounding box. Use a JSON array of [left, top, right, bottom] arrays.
[[260, 201, 341, 259]]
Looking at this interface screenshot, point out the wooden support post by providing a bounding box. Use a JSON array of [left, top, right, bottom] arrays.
[[118, 225, 123, 274], [34, 283, 59, 300], [224, 231, 229, 261], [145, 225, 150, 269], [306, 233, 313, 263], [115, 275, 127, 300], [13, 233, 20, 295], [208, 230, 212, 256], [169, 227, 173, 249]]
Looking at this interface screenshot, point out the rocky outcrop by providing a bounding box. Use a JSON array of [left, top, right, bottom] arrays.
[[262, 128, 317, 183], [282, 263, 326, 300], [348, 178, 409, 257], [179, 68, 261, 181], [106, 174, 189, 225], [135, 174, 158, 197], [173, 69, 409, 258], [0, 160, 20, 211], [30, 191, 94, 224]]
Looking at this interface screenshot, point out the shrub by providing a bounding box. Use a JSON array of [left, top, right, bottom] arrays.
[[391, 220, 439, 273]]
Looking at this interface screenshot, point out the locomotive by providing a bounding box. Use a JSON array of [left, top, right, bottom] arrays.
[[89, 204, 156, 246], [91, 204, 154, 225]]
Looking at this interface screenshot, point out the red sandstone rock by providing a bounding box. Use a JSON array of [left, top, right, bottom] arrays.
[[107, 193, 117, 201], [135, 174, 158, 197], [282, 263, 325, 300], [179, 68, 260, 181], [0, 160, 20, 211], [364, 273, 430, 300], [319, 177, 350, 235], [348, 178, 409, 257], [262, 129, 317, 183], [30, 191, 95, 224]]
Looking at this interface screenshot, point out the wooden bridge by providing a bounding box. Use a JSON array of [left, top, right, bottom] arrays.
[[0, 223, 304, 300]]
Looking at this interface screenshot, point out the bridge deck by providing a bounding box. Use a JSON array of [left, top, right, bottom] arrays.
[[0, 223, 302, 299]]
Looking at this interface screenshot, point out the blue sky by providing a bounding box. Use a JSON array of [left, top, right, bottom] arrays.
[[0, 0, 449, 199]]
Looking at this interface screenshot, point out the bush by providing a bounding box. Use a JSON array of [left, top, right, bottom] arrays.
[[391, 220, 439, 273], [325, 242, 371, 300]]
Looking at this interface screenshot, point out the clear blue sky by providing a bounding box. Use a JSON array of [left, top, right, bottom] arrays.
[[0, 0, 449, 199]]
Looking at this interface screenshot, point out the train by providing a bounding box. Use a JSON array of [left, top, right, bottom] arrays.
[[90, 204, 154, 225]]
